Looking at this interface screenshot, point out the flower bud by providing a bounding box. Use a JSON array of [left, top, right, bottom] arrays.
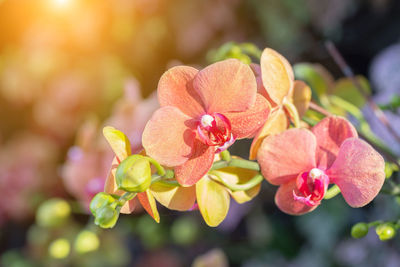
[[94, 205, 119, 229], [48, 238, 70, 259], [90, 192, 116, 217], [376, 224, 396, 241], [36, 198, 71, 228], [116, 155, 151, 192], [351, 222, 369, 239], [74, 230, 100, 254]]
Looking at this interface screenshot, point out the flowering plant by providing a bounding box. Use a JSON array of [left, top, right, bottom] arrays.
[[90, 43, 397, 241]]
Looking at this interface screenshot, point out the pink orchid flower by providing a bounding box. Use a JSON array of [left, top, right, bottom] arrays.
[[257, 116, 385, 215], [142, 59, 270, 186]]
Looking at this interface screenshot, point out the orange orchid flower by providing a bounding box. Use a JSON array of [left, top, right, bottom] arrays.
[[142, 59, 270, 186]]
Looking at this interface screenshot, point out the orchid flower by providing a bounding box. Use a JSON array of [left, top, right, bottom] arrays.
[[257, 116, 385, 215], [142, 59, 270, 186], [249, 48, 312, 159]]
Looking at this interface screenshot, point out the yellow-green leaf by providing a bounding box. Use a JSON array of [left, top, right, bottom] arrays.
[[196, 175, 230, 227], [332, 76, 370, 108], [293, 63, 334, 98]]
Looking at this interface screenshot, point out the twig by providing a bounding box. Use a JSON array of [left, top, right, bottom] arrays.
[[309, 102, 332, 117], [325, 41, 400, 144]]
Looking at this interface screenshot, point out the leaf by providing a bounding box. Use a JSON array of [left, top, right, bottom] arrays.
[[332, 76, 370, 108], [103, 126, 131, 162], [196, 175, 230, 227], [293, 63, 334, 99]]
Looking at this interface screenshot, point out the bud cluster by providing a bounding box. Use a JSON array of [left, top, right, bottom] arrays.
[[90, 154, 155, 228]]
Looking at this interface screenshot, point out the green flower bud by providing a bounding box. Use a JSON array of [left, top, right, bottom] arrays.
[[376, 223, 396, 241], [94, 205, 119, 229], [74, 230, 100, 254], [48, 238, 70, 259], [351, 222, 369, 239], [36, 198, 71, 228], [116, 155, 151, 192], [90, 192, 115, 217]]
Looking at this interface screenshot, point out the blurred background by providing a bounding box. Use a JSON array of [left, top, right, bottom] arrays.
[[0, 0, 400, 266]]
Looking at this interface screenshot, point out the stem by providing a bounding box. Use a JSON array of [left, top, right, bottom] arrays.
[[210, 172, 264, 192], [309, 102, 332, 117], [118, 192, 136, 206], [220, 150, 231, 162], [211, 159, 260, 171], [229, 158, 260, 171], [324, 185, 341, 199], [368, 220, 384, 227], [144, 156, 166, 176], [325, 41, 400, 144], [210, 160, 228, 170]]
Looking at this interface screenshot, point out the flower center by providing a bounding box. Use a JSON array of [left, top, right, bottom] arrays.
[[293, 168, 329, 207], [197, 113, 235, 152]]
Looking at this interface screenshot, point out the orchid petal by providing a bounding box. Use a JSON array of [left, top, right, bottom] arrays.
[[291, 80, 311, 118], [158, 65, 206, 117], [326, 138, 385, 207], [312, 116, 358, 170], [196, 175, 230, 227], [142, 106, 196, 167], [174, 139, 215, 186], [150, 182, 196, 211], [250, 63, 275, 104], [249, 108, 288, 160], [257, 129, 317, 185], [275, 180, 318, 215], [103, 126, 131, 162], [260, 48, 294, 106], [223, 94, 270, 139], [193, 59, 257, 113], [138, 190, 160, 223]]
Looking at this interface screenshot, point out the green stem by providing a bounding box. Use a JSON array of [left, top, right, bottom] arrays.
[[220, 150, 231, 162], [210, 160, 229, 170], [368, 220, 384, 227], [144, 156, 166, 176], [117, 192, 136, 207], [324, 185, 341, 199], [210, 171, 264, 192], [228, 158, 260, 171]]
